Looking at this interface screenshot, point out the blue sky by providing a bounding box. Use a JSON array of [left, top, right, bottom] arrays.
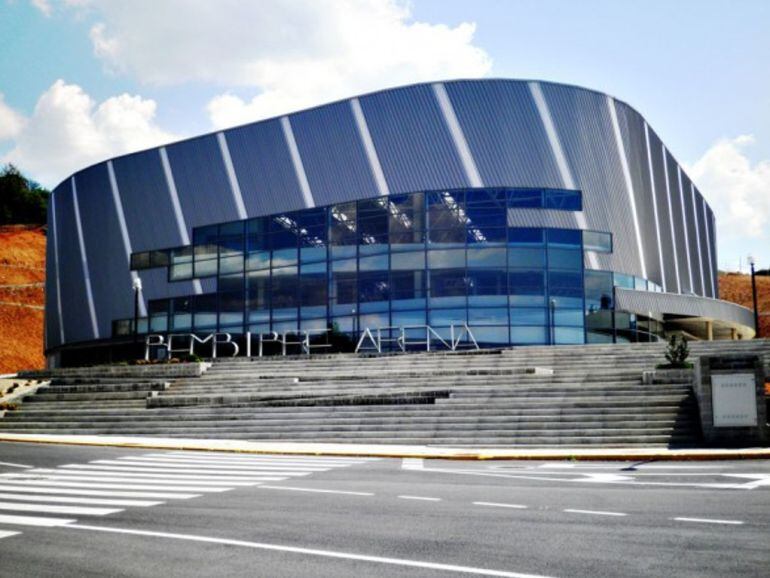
[[0, 0, 768, 270]]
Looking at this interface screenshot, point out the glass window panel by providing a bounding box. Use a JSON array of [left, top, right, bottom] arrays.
[[634, 277, 648, 291], [218, 274, 243, 293], [554, 326, 585, 344], [428, 190, 466, 230], [467, 226, 506, 244], [331, 245, 357, 260], [468, 307, 508, 325], [299, 317, 327, 331], [248, 323, 270, 334], [429, 269, 467, 298], [300, 306, 326, 319], [300, 246, 327, 263], [613, 273, 635, 289], [246, 250, 270, 271], [507, 228, 544, 246], [429, 308, 467, 325], [332, 258, 356, 273], [246, 273, 269, 312], [360, 312, 389, 329], [359, 242, 389, 256], [193, 294, 217, 330], [544, 189, 582, 211], [428, 249, 465, 269], [467, 247, 506, 268], [508, 189, 543, 208], [510, 325, 547, 344], [300, 274, 327, 307], [428, 226, 466, 244], [219, 291, 244, 325], [388, 192, 424, 237], [271, 265, 297, 277], [358, 272, 389, 303], [390, 251, 425, 271], [331, 273, 357, 307], [170, 262, 193, 281], [469, 325, 509, 345], [509, 270, 545, 295], [271, 247, 297, 268], [331, 316, 354, 333], [391, 270, 425, 306], [510, 308, 547, 325], [247, 232, 268, 253], [587, 330, 614, 344], [130, 252, 150, 270], [549, 271, 584, 308], [547, 228, 582, 247], [547, 247, 582, 270], [270, 275, 298, 309], [359, 254, 388, 271], [583, 230, 612, 253], [301, 261, 326, 274], [193, 258, 217, 278], [218, 221, 244, 256], [330, 202, 357, 245], [219, 254, 244, 275], [295, 207, 327, 246], [150, 250, 170, 268], [554, 308, 584, 326], [465, 189, 507, 228], [391, 310, 426, 326], [193, 225, 219, 260], [149, 315, 168, 332], [585, 270, 614, 311], [170, 246, 193, 264], [508, 247, 545, 268], [466, 269, 507, 295], [273, 320, 298, 333]]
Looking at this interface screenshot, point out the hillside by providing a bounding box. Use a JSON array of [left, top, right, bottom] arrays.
[[719, 272, 770, 338], [0, 225, 45, 373]]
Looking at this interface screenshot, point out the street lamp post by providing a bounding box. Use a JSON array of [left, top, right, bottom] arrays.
[[748, 255, 760, 338], [132, 277, 142, 344]]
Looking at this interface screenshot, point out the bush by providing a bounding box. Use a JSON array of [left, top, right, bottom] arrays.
[[663, 335, 691, 368]]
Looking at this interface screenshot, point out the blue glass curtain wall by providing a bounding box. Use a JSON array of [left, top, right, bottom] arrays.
[[133, 187, 600, 347]]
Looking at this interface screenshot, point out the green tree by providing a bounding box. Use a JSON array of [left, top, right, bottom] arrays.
[[0, 164, 50, 225]]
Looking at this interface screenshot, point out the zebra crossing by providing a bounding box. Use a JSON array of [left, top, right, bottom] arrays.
[[0, 451, 376, 540]]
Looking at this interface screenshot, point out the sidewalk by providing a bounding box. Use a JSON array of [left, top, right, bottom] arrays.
[[0, 432, 768, 461]]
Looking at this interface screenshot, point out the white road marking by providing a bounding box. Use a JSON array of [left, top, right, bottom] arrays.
[[575, 474, 635, 483], [73, 464, 314, 476], [0, 501, 123, 516], [59, 465, 288, 481], [0, 479, 232, 493], [398, 495, 441, 502], [259, 485, 374, 496], [564, 509, 627, 517], [0, 493, 162, 507], [0, 513, 75, 527], [401, 458, 424, 470], [163, 452, 372, 464], [473, 502, 528, 510], [2, 473, 251, 488], [19, 470, 277, 485], [69, 523, 552, 578], [0, 530, 20, 539], [100, 459, 327, 472], [0, 461, 33, 469], [0, 484, 200, 500], [138, 456, 335, 468], [673, 517, 744, 525]]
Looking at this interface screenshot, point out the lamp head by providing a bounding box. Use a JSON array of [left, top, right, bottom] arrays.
[[132, 277, 143, 291]]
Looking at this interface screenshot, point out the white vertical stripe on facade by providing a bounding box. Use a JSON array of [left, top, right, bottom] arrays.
[[432, 82, 483, 188], [216, 132, 248, 220], [607, 96, 647, 281], [644, 123, 667, 292], [701, 195, 716, 297], [710, 211, 719, 296], [159, 147, 202, 295], [527, 82, 599, 269], [70, 177, 99, 338], [690, 183, 706, 295], [350, 98, 390, 196], [676, 166, 694, 292], [280, 116, 314, 208], [48, 193, 65, 344], [107, 161, 147, 317], [662, 145, 681, 293]]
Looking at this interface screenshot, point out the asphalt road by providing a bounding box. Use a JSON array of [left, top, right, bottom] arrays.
[[0, 441, 768, 577]]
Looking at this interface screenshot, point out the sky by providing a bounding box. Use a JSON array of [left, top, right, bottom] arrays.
[[0, 0, 768, 271]]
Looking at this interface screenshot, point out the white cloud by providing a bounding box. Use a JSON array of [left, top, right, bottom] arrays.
[[2, 79, 175, 187], [687, 135, 770, 269], [0, 93, 26, 141], [30, 0, 52, 17], [74, 0, 491, 126]]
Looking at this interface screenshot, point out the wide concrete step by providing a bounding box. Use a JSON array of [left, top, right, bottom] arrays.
[[40, 382, 169, 394], [24, 391, 153, 402]]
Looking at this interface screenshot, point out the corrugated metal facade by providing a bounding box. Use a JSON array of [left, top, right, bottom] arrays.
[[45, 79, 725, 351]]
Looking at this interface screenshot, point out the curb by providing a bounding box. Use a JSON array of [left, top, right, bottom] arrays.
[[0, 434, 769, 461]]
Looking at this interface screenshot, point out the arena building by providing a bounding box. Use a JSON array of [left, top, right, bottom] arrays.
[[44, 79, 755, 366]]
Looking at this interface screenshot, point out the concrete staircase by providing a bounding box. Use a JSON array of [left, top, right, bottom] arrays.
[[2, 339, 768, 447]]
